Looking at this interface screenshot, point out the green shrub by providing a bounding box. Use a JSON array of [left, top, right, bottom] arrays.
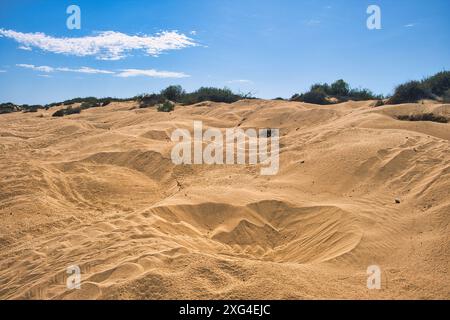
[[388, 81, 431, 104], [373, 99, 384, 107], [291, 80, 381, 104], [310, 83, 331, 94], [387, 71, 450, 104], [161, 85, 185, 102], [348, 88, 381, 101], [157, 101, 175, 112], [0, 103, 20, 114], [52, 106, 82, 117], [422, 71, 450, 96], [292, 89, 329, 105], [55, 97, 125, 108], [23, 106, 39, 113], [397, 113, 447, 123], [52, 109, 66, 117], [182, 87, 245, 105], [63, 97, 97, 106], [443, 89, 450, 103], [137, 94, 166, 108], [100, 100, 111, 107], [329, 79, 350, 96], [66, 106, 82, 115]]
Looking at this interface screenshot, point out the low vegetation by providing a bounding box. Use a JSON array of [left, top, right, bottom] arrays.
[[157, 101, 175, 112], [291, 79, 383, 105], [443, 89, 450, 103], [0, 103, 21, 114], [397, 113, 448, 124], [387, 81, 432, 104], [137, 85, 251, 108], [387, 71, 450, 104], [0, 102, 46, 114], [45, 97, 124, 109], [181, 87, 251, 105], [136, 93, 167, 108], [2, 72, 449, 116], [52, 106, 82, 117]]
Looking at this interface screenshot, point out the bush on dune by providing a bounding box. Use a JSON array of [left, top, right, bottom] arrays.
[[157, 101, 175, 112], [0, 102, 20, 114], [443, 89, 450, 103], [387, 71, 450, 104], [45, 97, 123, 109], [348, 88, 379, 101], [136, 86, 250, 108], [291, 79, 382, 105], [1, 103, 45, 114], [51, 109, 66, 117], [329, 79, 350, 97], [52, 106, 82, 117], [160, 85, 186, 102], [422, 71, 450, 96], [80, 101, 99, 109], [387, 81, 431, 104], [181, 87, 248, 105], [291, 88, 329, 104], [397, 113, 448, 123], [137, 93, 166, 108], [22, 105, 42, 113]]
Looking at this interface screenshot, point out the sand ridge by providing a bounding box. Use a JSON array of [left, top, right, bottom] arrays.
[[0, 99, 449, 299]]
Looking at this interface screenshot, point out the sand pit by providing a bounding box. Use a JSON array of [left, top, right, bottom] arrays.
[[0, 99, 449, 299]]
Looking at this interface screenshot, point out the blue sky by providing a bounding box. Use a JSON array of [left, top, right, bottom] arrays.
[[0, 0, 449, 104]]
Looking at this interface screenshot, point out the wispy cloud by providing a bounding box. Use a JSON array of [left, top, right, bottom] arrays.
[[57, 66, 114, 74], [404, 23, 416, 28], [116, 69, 190, 78], [38, 74, 52, 78], [304, 19, 321, 26], [16, 64, 114, 74], [0, 29, 197, 60], [18, 45, 32, 51], [227, 79, 253, 84], [17, 64, 54, 72], [0, 69, 6, 73], [16, 64, 188, 78]]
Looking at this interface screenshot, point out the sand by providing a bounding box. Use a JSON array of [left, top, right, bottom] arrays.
[[0, 99, 449, 299]]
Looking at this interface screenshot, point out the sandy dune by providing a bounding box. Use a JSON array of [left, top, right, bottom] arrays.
[[0, 99, 449, 299]]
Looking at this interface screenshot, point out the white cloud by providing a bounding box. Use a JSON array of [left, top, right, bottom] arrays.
[[404, 23, 415, 28], [227, 79, 253, 84], [18, 45, 32, 51], [116, 69, 190, 78], [0, 29, 197, 60], [57, 66, 114, 74], [17, 64, 54, 72], [38, 74, 52, 78], [0, 69, 6, 73], [305, 19, 321, 26], [16, 64, 188, 78], [17, 63, 113, 74]]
